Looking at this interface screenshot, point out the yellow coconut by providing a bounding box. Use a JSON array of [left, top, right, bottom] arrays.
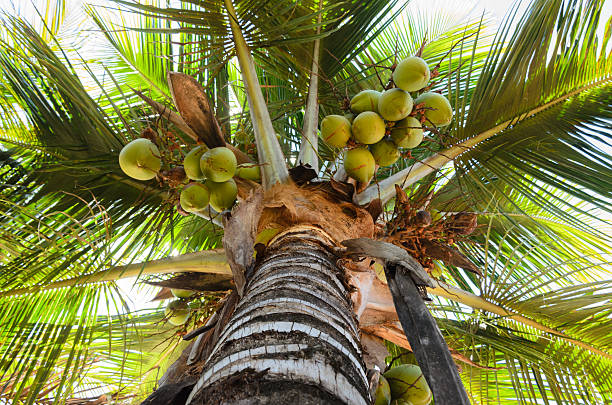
[[206, 178, 238, 212], [320, 115, 352, 148], [179, 183, 210, 213], [235, 163, 261, 182], [378, 88, 413, 122], [165, 300, 190, 326], [350, 89, 382, 113], [200, 147, 237, 182], [391, 117, 424, 149], [352, 111, 386, 145], [118, 138, 161, 181], [393, 56, 430, 92], [415, 92, 453, 127], [183, 145, 208, 180], [344, 147, 376, 183], [371, 140, 400, 167], [383, 364, 432, 405], [374, 375, 392, 405], [171, 288, 195, 299]]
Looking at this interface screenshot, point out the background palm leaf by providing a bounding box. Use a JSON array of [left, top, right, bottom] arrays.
[[0, 0, 610, 403]]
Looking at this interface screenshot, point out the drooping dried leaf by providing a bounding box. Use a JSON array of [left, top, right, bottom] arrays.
[[134, 89, 199, 141], [420, 239, 481, 275], [223, 188, 264, 295], [167, 72, 226, 148], [364, 198, 383, 223], [147, 272, 233, 296]]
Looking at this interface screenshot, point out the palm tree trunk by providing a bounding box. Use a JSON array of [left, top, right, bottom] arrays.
[[186, 228, 370, 405]]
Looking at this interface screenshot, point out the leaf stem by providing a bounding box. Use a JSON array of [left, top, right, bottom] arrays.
[[223, 0, 289, 188], [0, 250, 231, 298]]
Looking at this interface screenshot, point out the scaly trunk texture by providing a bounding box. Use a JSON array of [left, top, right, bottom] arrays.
[[186, 228, 370, 404]]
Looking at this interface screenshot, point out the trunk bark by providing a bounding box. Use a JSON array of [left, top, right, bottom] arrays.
[[186, 228, 370, 405]]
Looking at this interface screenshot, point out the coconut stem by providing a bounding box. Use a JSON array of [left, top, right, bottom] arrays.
[[223, 0, 289, 189], [297, 0, 322, 172]]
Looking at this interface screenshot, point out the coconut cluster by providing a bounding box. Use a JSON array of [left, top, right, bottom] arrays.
[[320, 55, 453, 184], [118, 135, 262, 214], [375, 364, 432, 405], [180, 146, 241, 213]]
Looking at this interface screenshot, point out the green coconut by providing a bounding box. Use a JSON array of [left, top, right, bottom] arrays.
[[393, 56, 430, 92], [352, 111, 386, 145], [206, 179, 238, 212], [371, 140, 400, 167], [391, 117, 424, 149], [344, 147, 376, 183], [378, 88, 414, 122], [320, 115, 352, 148], [200, 147, 237, 182], [383, 364, 432, 405], [179, 183, 210, 213], [165, 300, 190, 326], [183, 145, 208, 180], [415, 92, 453, 127], [350, 89, 382, 113], [374, 375, 392, 405], [236, 163, 261, 182], [118, 138, 162, 181], [171, 288, 194, 299]]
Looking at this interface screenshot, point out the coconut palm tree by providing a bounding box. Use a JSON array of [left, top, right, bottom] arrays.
[[0, 0, 611, 403]]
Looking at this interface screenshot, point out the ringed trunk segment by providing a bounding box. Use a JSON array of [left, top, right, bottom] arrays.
[[186, 229, 370, 404]]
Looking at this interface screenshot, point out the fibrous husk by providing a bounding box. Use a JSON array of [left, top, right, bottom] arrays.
[[257, 183, 374, 244], [167, 72, 226, 148]]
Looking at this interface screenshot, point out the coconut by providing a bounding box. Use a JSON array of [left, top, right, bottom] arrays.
[[200, 147, 237, 182], [371, 140, 400, 167], [378, 88, 413, 122], [415, 92, 453, 127], [344, 147, 375, 183], [350, 89, 382, 113], [374, 375, 392, 405], [118, 138, 162, 181], [171, 288, 194, 299], [206, 178, 238, 212], [320, 115, 352, 148], [383, 364, 432, 405], [183, 145, 208, 180], [165, 300, 190, 326], [393, 56, 430, 92], [351, 111, 386, 145], [179, 183, 210, 213], [391, 117, 423, 149], [235, 163, 261, 182]]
